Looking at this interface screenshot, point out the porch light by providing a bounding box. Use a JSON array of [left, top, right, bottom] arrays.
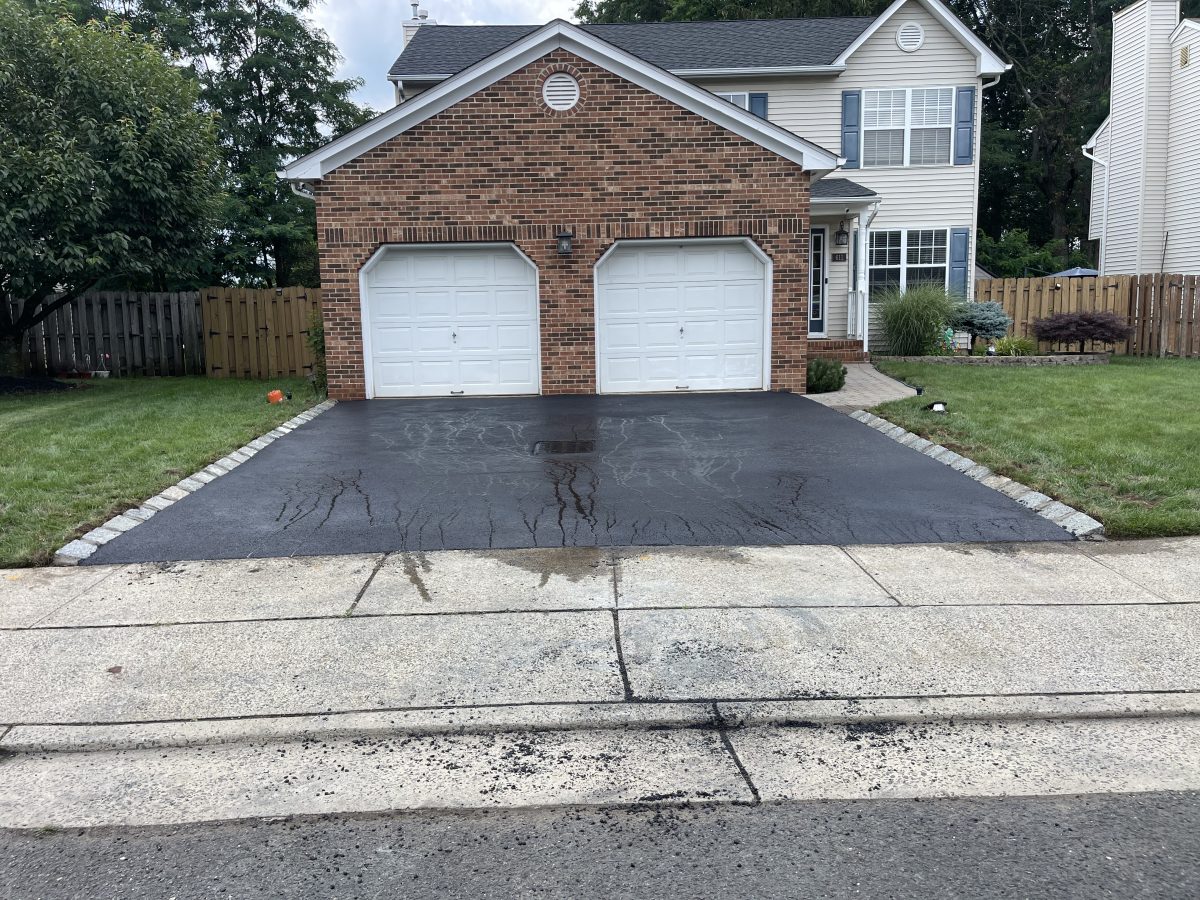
[[556, 229, 575, 255], [834, 221, 850, 246]]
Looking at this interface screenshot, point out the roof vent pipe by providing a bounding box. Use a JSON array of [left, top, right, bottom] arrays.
[[410, 2, 419, 19]]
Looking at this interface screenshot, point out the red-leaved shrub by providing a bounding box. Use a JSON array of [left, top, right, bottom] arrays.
[[1031, 311, 1133, 353]]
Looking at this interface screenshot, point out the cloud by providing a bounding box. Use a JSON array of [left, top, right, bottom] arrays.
[[311, 0, 578, 111]]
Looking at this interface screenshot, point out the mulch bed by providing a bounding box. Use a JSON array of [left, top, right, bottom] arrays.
[[0, 375, 81, 396]]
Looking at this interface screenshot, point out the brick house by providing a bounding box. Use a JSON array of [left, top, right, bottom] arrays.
[[281, 3, 1007, 400]]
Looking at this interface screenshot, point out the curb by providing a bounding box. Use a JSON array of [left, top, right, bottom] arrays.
[[53, 399, 337, 566], [847, 409, 1105, 539], [4, 693, 1197, 755]]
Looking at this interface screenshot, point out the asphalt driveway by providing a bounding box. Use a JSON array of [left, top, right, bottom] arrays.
[[86, 393, 1070, 564]]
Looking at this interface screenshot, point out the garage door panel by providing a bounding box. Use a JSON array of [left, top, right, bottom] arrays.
[[641, 286, 680, 314], [642, 320, 682, 348], [366, 246, 539, 398], [494, 288, 536, 317], [496, 324, 535, 350], [597, 241, 766, 394]]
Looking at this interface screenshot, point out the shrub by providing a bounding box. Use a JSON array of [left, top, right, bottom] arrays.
[[307, 307, 327, 396], [877, 286, 958, 356], [994, 335, 1037, 356], [806, 357, 847, 393], [1031, 311, 1133, 353], [950, 301, 1013, 345]]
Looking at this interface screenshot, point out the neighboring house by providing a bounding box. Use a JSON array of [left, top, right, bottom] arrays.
[[281, 0, 1006, 400], [1085, 0, 1200, 275]]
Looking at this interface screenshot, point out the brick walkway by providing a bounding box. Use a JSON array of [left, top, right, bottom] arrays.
[[806, 363, 917, 412]]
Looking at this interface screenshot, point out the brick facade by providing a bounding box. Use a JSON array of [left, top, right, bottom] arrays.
[[314, 50, 812, 400]]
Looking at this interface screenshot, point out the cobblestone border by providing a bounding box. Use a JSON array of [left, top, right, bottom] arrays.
[[849, 410, 1105, 539], [53, 399, 337, 566]]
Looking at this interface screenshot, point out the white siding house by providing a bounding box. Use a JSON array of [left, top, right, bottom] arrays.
[[1086, 0, 1200, 274]]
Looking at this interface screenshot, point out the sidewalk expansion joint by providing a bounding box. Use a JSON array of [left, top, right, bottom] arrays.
[[345, 552, 390, 616], [611, 610, 635, 701], [713, 703, 761, 805], [846, 409, 1105, 539]]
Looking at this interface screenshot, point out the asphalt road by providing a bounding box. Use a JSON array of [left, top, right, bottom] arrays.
[[3, 792, 1197, 899], [87, 393, 1069, 564]]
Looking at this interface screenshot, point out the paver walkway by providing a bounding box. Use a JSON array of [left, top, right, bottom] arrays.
[[807, 362, 917, 412]]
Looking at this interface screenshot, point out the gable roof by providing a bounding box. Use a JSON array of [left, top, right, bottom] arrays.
[[832, 0, 1009, 77], [280, 19, 842, 185], [389, 18, 876, 81]]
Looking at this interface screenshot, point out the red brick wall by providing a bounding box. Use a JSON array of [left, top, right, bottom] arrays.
[[314, 51, 811, 399]]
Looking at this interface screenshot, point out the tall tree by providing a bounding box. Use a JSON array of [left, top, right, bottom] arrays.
[[36, 0, 373, 287], [0, 0, 221, 366]]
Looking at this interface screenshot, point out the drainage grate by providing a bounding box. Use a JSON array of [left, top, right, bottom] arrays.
[[532, 440, 596, 456]]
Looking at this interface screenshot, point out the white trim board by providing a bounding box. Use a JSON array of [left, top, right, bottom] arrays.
[[280, 19, 841, 184]]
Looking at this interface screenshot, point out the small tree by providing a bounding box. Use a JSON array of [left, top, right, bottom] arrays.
[[0, 2, 221, 369], [950, 301, 1014, 348], [877, 286, 957, 356], [1032, 311, 1133, 354]]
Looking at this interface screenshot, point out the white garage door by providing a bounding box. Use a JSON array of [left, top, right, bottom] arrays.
[[363, 245, 539, 397], [596, 241, 767, 394]]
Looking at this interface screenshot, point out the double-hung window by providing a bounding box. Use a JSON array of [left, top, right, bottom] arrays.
[[868, 229, 949, 296], [862, 87, 955, 167]]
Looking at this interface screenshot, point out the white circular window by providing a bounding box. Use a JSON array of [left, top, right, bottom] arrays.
[[896, 22, 925, 52], [542, 72, 580, 111]]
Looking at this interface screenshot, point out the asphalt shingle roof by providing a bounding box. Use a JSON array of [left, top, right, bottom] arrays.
[[389, 18, 877, 79], [811, 177, 877, 199]]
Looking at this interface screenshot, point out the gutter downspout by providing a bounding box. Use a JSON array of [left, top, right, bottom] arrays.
[[1081, 143, 1108, 274], [859, 200, 882, 353]]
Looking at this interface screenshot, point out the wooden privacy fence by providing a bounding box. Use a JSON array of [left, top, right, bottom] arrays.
[[200, 286, 319, 379], [12, 291, 204, 377], [975, 274, 1200, 358]]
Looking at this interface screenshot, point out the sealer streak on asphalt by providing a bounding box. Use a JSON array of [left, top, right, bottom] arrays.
[[83, 393, 1071, 564]]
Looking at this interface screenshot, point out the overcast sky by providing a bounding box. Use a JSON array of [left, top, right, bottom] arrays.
[[311, 1, 578, 111]]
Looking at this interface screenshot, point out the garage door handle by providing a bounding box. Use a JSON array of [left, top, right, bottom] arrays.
[[451, 390, 464, 395]]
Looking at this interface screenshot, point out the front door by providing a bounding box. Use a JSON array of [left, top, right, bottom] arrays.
[[809, 228, 826, 337]]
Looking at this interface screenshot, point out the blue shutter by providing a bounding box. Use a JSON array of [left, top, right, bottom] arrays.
[[841, 90, 861, 169], [949, 228, 971, 297], [954, 86, 976, 165], [749, 92, 768, 119]]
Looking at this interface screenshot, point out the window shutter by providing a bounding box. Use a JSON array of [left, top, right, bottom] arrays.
[[749, 92, 768, 119], [842, 90, 861, 169], [949, 228, 971, 296], [954, 86, 976, 165]]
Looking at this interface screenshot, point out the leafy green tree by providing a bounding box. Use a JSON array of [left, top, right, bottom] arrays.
[[25, 0, 373, 288], [576, 0, 885, 22], [0, 1, 221, 366]]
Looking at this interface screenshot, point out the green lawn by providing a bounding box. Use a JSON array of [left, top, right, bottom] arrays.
[[0, 377, 313, 567], [872, 358, 1200, 539]]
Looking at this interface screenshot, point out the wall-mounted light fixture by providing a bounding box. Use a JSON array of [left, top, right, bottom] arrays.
[[556, 229, 575, 256], [834, 220, 850, 246]]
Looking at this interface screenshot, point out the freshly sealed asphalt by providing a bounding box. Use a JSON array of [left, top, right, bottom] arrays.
[[87, 393, 1071, 564]]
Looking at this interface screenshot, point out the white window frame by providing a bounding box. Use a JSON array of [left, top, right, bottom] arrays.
[[715, 92, 750, 110], [861, 87, 956, 168], [867, 228, 950, 296]]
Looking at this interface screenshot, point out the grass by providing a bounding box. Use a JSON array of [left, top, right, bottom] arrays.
[[872, 357, 1200, 539], [0, 376, 314, 567]]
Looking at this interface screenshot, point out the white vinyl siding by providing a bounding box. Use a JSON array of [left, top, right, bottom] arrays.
[[699, 0, 982, 332], [1164, 25, 1200, 271], [1088, 119, 1109, 243]]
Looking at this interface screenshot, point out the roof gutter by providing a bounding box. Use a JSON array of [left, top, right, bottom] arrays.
[[390, 64, 848, 84]]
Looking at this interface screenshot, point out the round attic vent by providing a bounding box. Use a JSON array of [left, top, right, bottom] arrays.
[[896, 22, 925, 52], [542, 72, 580, 111]]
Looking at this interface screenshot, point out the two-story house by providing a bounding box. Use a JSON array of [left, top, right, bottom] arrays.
[[281, 0, 1006, 400], [1084, 0, 1199, 275]]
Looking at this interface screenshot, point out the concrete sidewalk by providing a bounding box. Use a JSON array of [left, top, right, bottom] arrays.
[[2, 537, 1199, 828]]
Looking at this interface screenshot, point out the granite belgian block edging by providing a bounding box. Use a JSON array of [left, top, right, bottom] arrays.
[[53, 399, 338, 566], [848, 410, 1105, 540]]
